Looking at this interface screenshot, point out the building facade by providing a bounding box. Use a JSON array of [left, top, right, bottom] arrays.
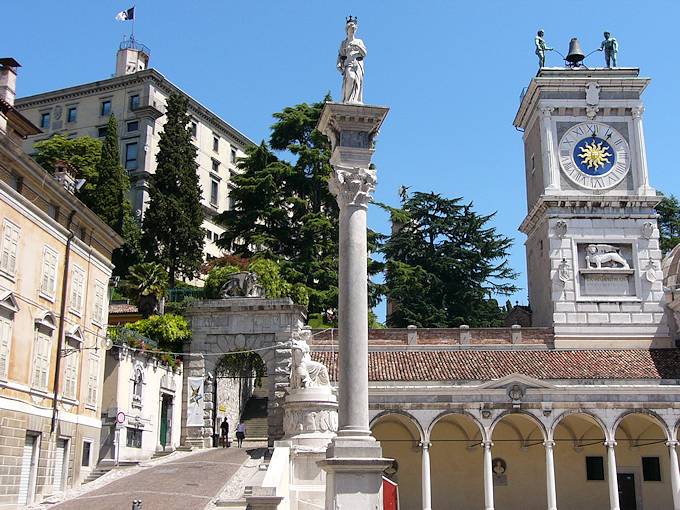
[[0, 61, 123, 508], [98, 343, 183, 464], [14, 41, 253, 262]]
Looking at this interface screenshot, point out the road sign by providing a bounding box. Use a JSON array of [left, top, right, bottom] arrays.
[[116, 411, 126, 424]]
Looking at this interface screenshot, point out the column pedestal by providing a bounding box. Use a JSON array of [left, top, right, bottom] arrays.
[[316, 102, 390, 510]]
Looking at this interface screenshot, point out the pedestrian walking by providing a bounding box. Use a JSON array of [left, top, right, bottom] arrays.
[[220, 417, 229, 448], [236, 421, 246, 448]]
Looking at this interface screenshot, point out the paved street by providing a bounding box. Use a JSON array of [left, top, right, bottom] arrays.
[[51, 448, 249, 510]]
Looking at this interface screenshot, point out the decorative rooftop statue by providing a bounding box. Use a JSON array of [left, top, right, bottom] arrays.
[[290, 330, 331, 389], [599, 31, 618, 68], [535, 29, 553, 68], [337, 16, 367, 104]]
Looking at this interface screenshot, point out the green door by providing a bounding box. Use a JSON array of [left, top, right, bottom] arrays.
[[160, 396, 169, 448]]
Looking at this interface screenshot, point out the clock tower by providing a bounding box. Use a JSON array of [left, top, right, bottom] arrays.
[[514, 67, 670, 348]]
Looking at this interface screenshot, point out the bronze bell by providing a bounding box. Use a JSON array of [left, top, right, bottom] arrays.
[[565, 37, 585, 67]]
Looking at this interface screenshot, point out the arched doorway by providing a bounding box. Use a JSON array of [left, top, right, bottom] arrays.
[[371, 412, 423, 510], [490, 412, 547, 509], [429, 413, 484, 509], [614, 412, 673, 509], [553, 412, 608, 509]]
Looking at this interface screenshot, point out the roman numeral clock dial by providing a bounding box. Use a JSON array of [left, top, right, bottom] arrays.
[[558, 122, 630, 190]]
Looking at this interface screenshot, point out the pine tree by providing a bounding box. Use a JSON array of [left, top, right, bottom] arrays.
[[656, 194, 680, 254], [142, 93, 205, 287], [379, 191, 518, 327], [89, 115, 142, 275]]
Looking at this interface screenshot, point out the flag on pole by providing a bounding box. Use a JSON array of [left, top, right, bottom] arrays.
[[115, 7, 135, 21]]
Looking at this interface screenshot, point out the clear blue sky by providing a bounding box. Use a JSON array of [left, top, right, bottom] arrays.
[[6, 1, 680, 319]]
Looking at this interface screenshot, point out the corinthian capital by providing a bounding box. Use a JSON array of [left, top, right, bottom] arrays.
[[328, 165, 376, 209], [632, 105, 645, 119], [539, 105, 555, 117]]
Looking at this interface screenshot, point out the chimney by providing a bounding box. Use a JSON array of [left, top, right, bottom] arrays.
[[0, 58, 20, 134]]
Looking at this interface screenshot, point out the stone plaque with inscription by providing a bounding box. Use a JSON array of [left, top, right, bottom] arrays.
[[581, 271, 634, 297]]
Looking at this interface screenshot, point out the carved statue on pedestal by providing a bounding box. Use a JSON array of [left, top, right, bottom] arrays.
[[337, 16, 366, 104], [290, 330, 331, 389], [219, 271, 265, 298], [585, 244, 629, 270]]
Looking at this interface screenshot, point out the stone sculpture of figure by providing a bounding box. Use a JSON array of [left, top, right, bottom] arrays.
[[599, 32, 618, 68], [585, 244, 630, 269], [290, 330, 331, 389], [219, 271, 265, 298], [337, 16, 367, 104], [535, 29, 553, 68]]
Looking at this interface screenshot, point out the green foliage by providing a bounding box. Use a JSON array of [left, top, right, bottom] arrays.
[[216, 98, 341, 314], [142, 93, 205, 286], [215, 351, 266, 387], [379, 191, 518, 327], [33, 134, 102, 207], [125, 262, 169, 318], [127, 313, 191, 353], [656, 194, 680, 254]]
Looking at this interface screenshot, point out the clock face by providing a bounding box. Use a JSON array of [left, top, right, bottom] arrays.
[[558, 122, 630, 190]]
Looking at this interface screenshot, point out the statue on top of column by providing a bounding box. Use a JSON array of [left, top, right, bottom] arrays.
[[290, 329, 331, 390], [535, 29, 553, 69], [598, 31, 618, 68], [337, 16, 366, 104]]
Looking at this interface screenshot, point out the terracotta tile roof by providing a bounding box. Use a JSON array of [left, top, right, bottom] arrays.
[[310, 349, 680, 381], [109, 302, 139, 314]]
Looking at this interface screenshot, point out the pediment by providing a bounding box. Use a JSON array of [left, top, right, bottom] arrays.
[[35, 310, 56, 330], [0, 291, 19, 313], [477, 372, 555, 390], [65, 325, 84, 344]]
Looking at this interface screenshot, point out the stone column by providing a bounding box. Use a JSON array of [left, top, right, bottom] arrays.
[[539, 106, 559, 192], [605, 440, 620, 510], [544, 440, 557, 510], [316, 102, 391, 510], [420, 441, 432, 510], [631, 105, 652, 195], [482, 440, 495, 510], [668, 440, 680, 510]]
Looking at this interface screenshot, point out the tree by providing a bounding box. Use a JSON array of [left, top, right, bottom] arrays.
[[126, 313, 191, 353], [656, 194, 680, 254], [142, 93, 205, 286], [125, 262, 169, 318], [379, 191, 518, 327], [90, 115, 142, 276], [215, 98, 388, 316], [33, 134, 102, 207]]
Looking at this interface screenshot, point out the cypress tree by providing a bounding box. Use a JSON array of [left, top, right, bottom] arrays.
[[142, 93, 205, 287]]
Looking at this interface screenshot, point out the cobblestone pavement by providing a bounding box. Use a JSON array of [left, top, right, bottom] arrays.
[[49, 447, 250, 510]]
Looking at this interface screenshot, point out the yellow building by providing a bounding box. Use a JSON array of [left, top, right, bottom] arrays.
[[0, 59, 123, 508]]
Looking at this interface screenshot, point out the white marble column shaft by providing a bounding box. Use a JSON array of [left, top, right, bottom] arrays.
[[631, 105, 651, 194], [605, 440, 620, 510], [482, 440, 495, 510], [668, 440, 680, 510], [544, 440, 557, 510], [539, 106, 559, 192], [420, 441, 432, 510]]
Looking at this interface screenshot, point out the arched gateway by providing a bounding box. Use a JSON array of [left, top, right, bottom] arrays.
[[181, 297, 306, 447]]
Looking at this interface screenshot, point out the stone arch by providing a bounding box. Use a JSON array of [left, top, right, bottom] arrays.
[[370, 409, 424, 443], [550, 410, 608, 442], [612, 409, 672, 442], [490, 409, 548, 442], [427, 410, 486, 442]]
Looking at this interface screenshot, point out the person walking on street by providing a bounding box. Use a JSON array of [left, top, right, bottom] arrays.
[[220, 418, 229, 448], [236, 421, 246, 448]]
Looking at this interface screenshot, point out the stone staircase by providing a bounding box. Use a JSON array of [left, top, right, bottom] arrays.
[[82, 461, 137, 484], [240, 396, 268, 441]]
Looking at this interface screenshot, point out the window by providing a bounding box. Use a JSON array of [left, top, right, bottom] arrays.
[[92, 280, 106, 325], [530, 154, 535, 175], [100, 100, 111, 116], [125, 142, 138, 171], [132, 368, 143, 406], [70, 266, 85, 314], [32, 328, 52, 390], [97, 126, 108, 138], [127, 121, 139, 132], [190, 121, 197, 138], [586, 456, 605, 481], [211, 159, 220, 173], [67, 107, 77, 123], [206, 230, 212, 241], [126, 427, 142, 448], [129, 94, 140, 110], [230, 148, 237, 165], [62, 348, 79, 399], [210, 179, 219, 206], [0, 312, 13, 380], [86, 354, 99, 406], [213, 135, 219, 152], [40, 112, 50, 129], [40, 246, 58, 298], [0, 220, 20, 276], [81, 441, 92, 467], [642, 457, 661, 481], [48, 204, 59, 221]]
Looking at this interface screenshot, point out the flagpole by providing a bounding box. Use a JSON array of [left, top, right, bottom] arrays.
[[131, 5, 135, 41]]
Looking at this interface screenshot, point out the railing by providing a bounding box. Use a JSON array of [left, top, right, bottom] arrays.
[[166, 287, 205, 302], [119, 37, 151, 55]]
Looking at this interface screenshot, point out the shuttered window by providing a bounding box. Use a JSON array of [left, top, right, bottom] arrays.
[[92, 281, 106, 325], [0, 220, 20, 276], [87, 354, 99, 406], [63, 350, 79, 399], [40, 247, 58, 298], [32, 329, 52, 390], [70, 266, 85, 314], [0, 313, 13, 379]]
